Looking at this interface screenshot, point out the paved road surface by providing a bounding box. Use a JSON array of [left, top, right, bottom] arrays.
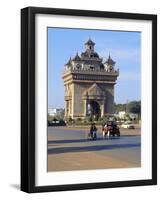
[[48, 127, 141, 172]]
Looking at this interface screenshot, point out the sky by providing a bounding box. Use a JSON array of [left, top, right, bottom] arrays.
[[48, 28, 141, 108]]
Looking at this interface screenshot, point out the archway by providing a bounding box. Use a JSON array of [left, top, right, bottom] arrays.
[[87, 100, 101, 120]]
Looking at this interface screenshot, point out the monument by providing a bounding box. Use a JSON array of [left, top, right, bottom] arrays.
[[62, 38, 119, 120]]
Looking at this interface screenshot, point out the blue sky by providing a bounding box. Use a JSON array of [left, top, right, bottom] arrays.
[[48, 28, 141, 108]]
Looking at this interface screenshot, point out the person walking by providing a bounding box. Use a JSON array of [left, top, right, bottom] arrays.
[[90, 123, 97, 140]]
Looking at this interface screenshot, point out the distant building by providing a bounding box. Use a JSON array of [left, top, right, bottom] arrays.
[[118, 111, 126, 119], [48, 108, 64, 117], [118, 111, 139, 120], [129, 113, 139, 120]]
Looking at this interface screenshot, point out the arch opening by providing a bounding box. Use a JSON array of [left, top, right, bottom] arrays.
[[87, 100, 101, 120]]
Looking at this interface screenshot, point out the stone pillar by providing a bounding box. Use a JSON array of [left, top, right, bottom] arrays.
[[70, 100, 73, 117], [64, 100, 66, 117], [66, 100, 69, 117], [84, 99, 87, 117], [101, 100, 105, 117]]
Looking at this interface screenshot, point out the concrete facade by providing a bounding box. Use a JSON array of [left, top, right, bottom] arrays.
[[62, 39, 119, 120]]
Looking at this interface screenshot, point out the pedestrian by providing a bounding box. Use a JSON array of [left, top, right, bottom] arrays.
[[102, 123, 107, 138], [90, 123, 97, 139]]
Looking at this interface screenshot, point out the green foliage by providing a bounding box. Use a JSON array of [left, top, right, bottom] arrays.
[[127, 101, 141, 114], [113, 103, 126, 113], [68, 116, 73, 122], [76, 118, 82, 121], [84, 116, 93, 122], [125, 113, 131, 120], [64, 116, 74, 125], [113, 100, 141, 115], [98, 117, 103, 122], [75, 118, 82, 124]]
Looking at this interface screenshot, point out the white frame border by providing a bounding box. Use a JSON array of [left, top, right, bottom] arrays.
[[35, 14, 152, 186]]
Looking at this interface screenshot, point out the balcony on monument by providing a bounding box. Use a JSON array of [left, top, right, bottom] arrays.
[[62, 67, 119, 76]]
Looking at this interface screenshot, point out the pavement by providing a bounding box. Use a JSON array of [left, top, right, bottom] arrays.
[[48, 126, 141, 172]]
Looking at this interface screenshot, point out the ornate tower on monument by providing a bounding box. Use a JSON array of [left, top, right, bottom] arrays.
[[62, 38, 119, 120]]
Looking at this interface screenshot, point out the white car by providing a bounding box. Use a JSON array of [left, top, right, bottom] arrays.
[[121, 121, 135, 129]]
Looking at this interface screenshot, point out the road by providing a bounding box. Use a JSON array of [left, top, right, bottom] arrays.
[[48, 126, 141, 172]]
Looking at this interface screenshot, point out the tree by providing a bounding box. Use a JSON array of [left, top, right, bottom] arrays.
[[113, 102, 126, 113], [127, 101, 141, 114], [114, 101, 141, 114]]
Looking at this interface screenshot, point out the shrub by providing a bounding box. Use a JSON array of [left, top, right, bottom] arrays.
[[76, 118, 82, 121], [85, 116, 93, 122]]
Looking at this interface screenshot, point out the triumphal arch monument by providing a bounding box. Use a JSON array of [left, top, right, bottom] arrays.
[[62, 38, 119, 120]]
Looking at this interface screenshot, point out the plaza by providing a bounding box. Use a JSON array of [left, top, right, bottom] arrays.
[[48, 126, 141, 171]]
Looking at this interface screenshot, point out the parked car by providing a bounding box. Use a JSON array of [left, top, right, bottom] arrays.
[[121, 121, 135, 129], [102, 121, 120, 137], [48, 119, 66, 126]]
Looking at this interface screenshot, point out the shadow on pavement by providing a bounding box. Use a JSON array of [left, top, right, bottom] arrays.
[[48, 143, 140, 154], [48, 135, 140, 145], [48, 137, 121, 145]]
